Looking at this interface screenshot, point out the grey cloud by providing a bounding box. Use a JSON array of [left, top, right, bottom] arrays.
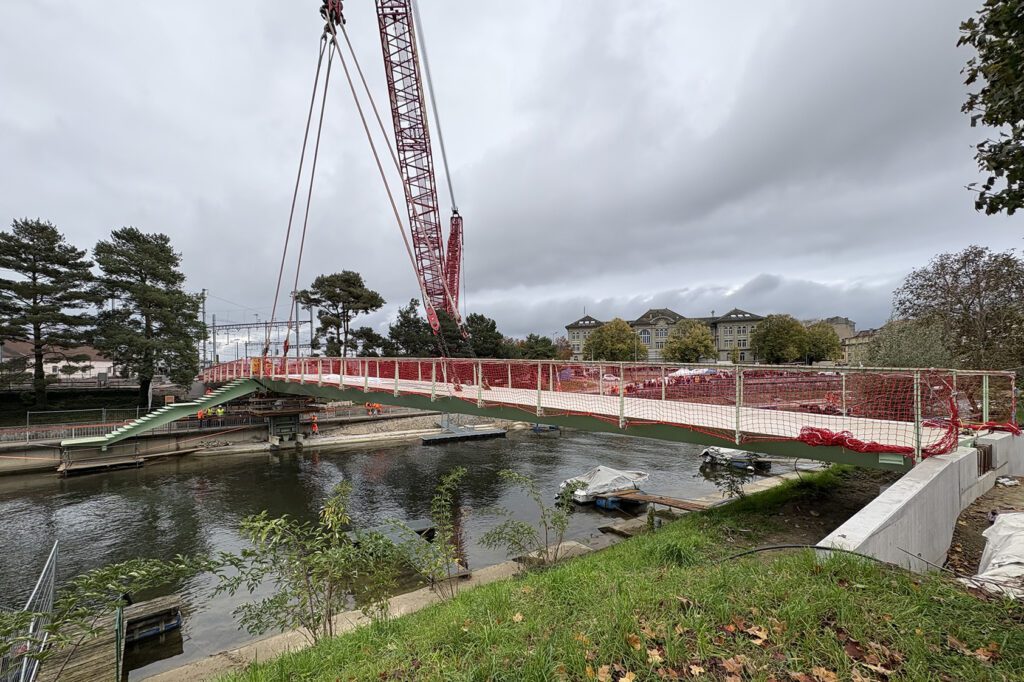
[[0, 1, 1019, 346]]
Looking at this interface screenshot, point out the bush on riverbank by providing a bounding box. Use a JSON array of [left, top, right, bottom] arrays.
[[220, 468, 1024, 681]]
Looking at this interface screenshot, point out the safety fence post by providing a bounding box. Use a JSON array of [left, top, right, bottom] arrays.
[[418, 361, 422, 383], [362, 360, 369, 393], [317, 358, 323, 387], [735, 368, 744, 445], [661, 365, 666, 402], [982, 374, 990, 424], [841, 372, 847, 415], [477, 361, 484, 407], [507, 362, 512, 389], [618, 363, 625, 428], [913, 371, 922, 464], [394, 360, 400, 397], [548, 363, 554, 392], [431, 361, 437, 402], [536, 362, 543, 416]]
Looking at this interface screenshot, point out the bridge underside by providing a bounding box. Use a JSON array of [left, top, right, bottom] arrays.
[[256, 378, 915, 473]]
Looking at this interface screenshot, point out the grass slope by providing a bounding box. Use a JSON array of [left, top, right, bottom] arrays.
[[223, 469, 1024, 681]]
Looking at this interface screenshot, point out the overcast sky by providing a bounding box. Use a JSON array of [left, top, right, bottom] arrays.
[[1, 0, 1020, 347]]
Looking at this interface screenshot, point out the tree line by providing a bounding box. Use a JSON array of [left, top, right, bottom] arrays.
[[295, 270, 571, 361], [0, 219, 202, 408]]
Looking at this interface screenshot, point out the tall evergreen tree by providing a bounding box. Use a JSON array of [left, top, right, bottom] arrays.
[[298, 272, 384, 357], [0, 219, 98, 408], [92, 227, 203, 406], [387, 299, 436, 357]]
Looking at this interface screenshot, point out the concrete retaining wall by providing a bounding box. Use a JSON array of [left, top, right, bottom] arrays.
[[822, 432, 1023, 572]]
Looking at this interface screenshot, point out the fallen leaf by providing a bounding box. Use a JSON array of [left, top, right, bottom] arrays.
[[626, 633, 643, 650], [850, 670, 873, 682], [725, 677, 741, 682], [622, 673, 637, 682], [512, 612, 524, 623], [788, 673, 813, 682], [750, 606, 761, 616], [770, 618, 787, 635], [723, 624, 737, 634], [689, 664, 705, 676], [722, 656, 746, 674], [585, 665, 595, 680], [521, 585, 534, 594], [745, 624, 770, 646], [811, 667, 838, 682], [574, 633, 591, 645], [647, 648, 664, 664], [674, 624, 686, 636], [596, 665, 612, 682]]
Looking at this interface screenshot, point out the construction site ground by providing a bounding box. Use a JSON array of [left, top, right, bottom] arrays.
[[946, 475, 1024, 575]]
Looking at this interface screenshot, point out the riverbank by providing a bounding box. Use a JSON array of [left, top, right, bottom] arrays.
[[207, 465, 1022, 681], [142, 466, 925, 682]]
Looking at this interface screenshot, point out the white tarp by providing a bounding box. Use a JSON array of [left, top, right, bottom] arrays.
[[667, 367, 718, 378], [559, 466, 649, 502], [965, 512, 1024, 599]]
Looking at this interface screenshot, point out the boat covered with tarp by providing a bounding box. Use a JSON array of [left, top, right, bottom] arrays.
[[559, 466, 649, 503], [700, 447, 771, 473]]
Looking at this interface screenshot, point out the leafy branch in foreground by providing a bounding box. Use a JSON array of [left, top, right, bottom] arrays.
[[214, 482, 402, 644], [481, 471, 584, 567], [392, 467, 468, 600]]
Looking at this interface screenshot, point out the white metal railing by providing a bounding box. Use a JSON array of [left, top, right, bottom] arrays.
[[199, 357, 1018, 463], [0, 541, 58, 682]]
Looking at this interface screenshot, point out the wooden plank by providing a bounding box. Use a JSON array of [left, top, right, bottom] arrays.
[[37, 596, 181, 682], [596, 490, 709, 512]]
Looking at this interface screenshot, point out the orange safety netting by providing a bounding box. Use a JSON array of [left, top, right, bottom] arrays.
[[203, 358, 1019, 460]]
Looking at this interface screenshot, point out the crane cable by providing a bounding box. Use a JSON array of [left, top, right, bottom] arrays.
[[411, 0, 457, 213], [325, 21, 432, 326], [334, 13, 462, 331], [283, 38, 337, 357], [264, 36, 329, 357], [327, 19, 466, 359], [410, 0, 469, 323]]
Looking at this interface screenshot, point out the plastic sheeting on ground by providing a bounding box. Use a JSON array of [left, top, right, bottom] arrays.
[[963, 512, 1024, 599]]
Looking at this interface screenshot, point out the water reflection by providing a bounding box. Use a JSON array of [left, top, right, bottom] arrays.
[[0, 430, 810, 677]]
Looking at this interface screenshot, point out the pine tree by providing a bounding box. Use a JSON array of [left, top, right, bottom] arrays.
[[92, 227, 204, 406], [299, 272, 384, 357], [0, 219, 98, 408]]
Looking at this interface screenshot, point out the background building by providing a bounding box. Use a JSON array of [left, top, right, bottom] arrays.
[[566, 308, 857, 364], [842, 329, 877, 366], [565, 315, 604, 361]]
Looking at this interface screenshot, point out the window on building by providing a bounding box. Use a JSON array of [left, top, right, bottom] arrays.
[[738, 325, 747, 335], [655, 341, 665, 349], [739, 351, 747, 361], [639, 329, 651, 345], [655, 328, 668, 338], [724, 326, 733, 336], [572, 344, 580, 352], [737, 339, 747, 348], [723, 339, 733, 348]]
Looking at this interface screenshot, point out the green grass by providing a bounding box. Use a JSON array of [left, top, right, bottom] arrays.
[[221, 469, 1024, 681]]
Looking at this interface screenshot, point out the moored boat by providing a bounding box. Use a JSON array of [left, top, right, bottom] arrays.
[[700, 447, 771, 473], [559, 466, 649, 503]]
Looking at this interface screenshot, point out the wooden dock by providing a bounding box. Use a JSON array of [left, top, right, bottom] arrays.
[[37, 595, 181, 682], [593, 490, 710, 512]]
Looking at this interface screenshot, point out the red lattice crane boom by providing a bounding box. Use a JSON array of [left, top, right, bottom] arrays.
[[375, 0, 462, 332]]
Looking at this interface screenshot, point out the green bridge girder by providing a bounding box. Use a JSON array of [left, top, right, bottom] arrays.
[[61, 375, 918, 472], [61, 378, 261, 450]]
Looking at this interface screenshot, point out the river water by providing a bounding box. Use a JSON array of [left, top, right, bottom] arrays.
[[0, 430, 811, 678]]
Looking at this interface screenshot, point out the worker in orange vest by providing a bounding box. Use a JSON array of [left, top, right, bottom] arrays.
[[197, 409, 205, 421], [311, 414, 319, 436]]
